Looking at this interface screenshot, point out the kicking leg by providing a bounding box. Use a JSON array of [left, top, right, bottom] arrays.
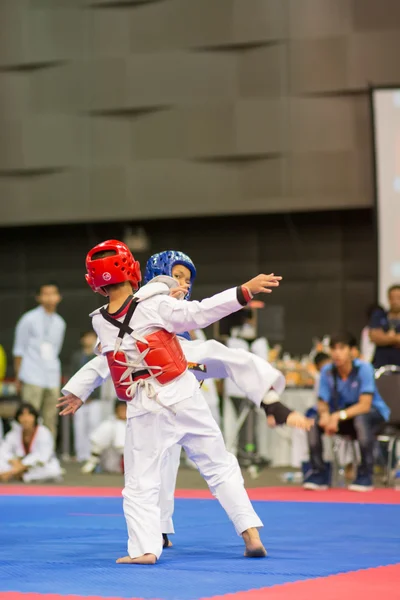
[[179, 392, 266, 558]]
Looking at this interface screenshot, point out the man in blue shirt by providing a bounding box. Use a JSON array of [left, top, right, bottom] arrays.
[[304, 332, 390, 492], [369, 285, 400, 368], [13, 283, 66, 439]]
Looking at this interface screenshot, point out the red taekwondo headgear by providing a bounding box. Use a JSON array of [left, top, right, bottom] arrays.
[[85, 239, 141, 296]]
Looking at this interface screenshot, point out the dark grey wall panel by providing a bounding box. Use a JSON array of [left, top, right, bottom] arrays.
[[238, 45, 287, 97], [289, 0, 351, 38], [0, 1, 85, 67], [1, 0, 400, 226], [0, 117, 80, 171], [352, 0, 400, 32], [348, 32, 400, 87], [289, 38, 348, 94]]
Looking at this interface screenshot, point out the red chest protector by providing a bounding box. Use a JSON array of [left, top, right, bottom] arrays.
[[101, 297, 187, 401]]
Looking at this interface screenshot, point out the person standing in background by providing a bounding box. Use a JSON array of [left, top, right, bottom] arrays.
[[13, 283, 65, 439], [369, 286, 400, 367], [70, 331, 104, 463], [360, 305, 383, 362]]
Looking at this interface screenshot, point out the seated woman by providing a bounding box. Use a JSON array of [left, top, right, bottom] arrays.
[[0, 403, 62, 483]]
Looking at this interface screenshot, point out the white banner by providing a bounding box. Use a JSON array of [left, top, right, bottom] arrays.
[[371, 88, 400, 305]]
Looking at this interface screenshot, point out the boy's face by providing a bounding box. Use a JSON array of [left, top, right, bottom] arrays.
[[330, 343, 352, 368], [171, 264, 191, 294], [37, 285, 61, 311], [18, 409, 36, 430], [389, 288, 400, 313]]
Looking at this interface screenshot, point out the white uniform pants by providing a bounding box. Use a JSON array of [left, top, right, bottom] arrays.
[[123, 390, 262, 560], [73, 400, 104, 462], [160, 443, 182, 534], [158, 381, 220, 534]]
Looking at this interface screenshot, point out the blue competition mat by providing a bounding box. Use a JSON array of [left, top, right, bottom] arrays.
[[0, 496, 399, 599]]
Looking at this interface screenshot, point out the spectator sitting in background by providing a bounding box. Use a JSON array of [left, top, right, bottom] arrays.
[[369, 286, 400, 368], [70, 331, 104, 463], [306, 351, 358, 481], [360, 304, 384, 362], [0, 403, 62, 483], [303, 332, 390, 492], [312, 352, 331, 399], [291, 352, 331, 468], [12, 282, 66, 439], [81, 400, 127, 474]]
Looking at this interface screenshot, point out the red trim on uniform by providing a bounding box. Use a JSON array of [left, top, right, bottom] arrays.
[[109, 299, 133, 319], [22, 425, 39, 455], [241, 286, 252, 303]]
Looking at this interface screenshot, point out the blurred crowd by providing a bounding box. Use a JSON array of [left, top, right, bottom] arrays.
[[0, 282, 399, 487]]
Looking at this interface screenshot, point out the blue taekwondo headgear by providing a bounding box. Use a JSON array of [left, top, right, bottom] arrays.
[[144, 250, 197, 299]]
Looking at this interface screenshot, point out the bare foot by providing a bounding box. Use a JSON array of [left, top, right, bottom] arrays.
[[116, 554, 157, 565], [242, 528, 267, 558]]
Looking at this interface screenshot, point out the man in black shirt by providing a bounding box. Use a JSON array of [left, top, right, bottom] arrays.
[[369, 285, 400, 368]]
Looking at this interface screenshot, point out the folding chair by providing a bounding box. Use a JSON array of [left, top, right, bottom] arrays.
[[375, 365, 400, 486]]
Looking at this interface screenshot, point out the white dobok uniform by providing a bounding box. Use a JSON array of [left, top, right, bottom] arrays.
[[0, 424, 62, 482], [63, 285, 285, 538], [85, 278, 272, 560], [190, 329, 220, 425]]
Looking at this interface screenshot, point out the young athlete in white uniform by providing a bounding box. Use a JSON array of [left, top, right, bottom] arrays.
[[0, 403, 62, 483], [60, 250, 313, 547], [58, 240, 289, 565]]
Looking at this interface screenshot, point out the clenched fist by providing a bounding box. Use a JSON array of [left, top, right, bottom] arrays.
[[286, 412, 314, 431], [243, 274, 282, 295]]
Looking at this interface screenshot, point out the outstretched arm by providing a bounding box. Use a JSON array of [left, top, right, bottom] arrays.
[[58, 354, 110, 416], [159, 274, 282, 334]]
